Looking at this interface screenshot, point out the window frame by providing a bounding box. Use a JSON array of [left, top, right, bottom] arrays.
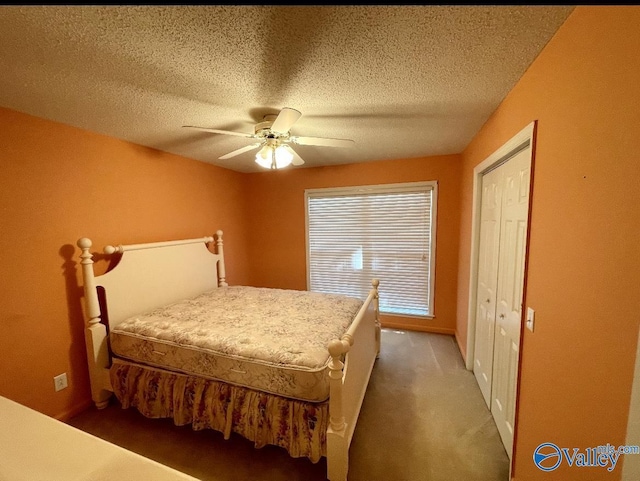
[[304, 180, 438, 319]]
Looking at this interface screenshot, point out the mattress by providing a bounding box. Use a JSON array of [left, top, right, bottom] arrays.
[[109, 286, 363, 402]]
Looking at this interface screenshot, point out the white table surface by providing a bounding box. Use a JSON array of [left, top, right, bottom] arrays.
[[0, 396, 201, 481]]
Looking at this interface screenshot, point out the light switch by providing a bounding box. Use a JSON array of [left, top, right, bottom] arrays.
[[526, 307, 535, 332]]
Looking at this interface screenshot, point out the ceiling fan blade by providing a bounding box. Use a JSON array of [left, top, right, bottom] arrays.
[[219, 142, 262, 160], [270, 107, 302, 134], [183, 125, 256, 139], [290, 135, 355, 148], [280, 144, 305, 166]]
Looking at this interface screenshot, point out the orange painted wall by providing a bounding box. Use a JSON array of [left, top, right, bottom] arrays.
[[456, 7, 640, 480], [0, 107, 250, 420], [245, 155, 462, 334]]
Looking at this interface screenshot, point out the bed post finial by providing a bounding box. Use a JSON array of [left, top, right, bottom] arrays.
[[215, 230, 228, 287], [77, 238, 101, 325]]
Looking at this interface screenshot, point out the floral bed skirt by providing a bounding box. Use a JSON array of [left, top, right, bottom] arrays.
[[110, 360, 329, 462]]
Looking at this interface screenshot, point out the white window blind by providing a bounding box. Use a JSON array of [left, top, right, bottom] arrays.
[[305, 181, 437, 317]]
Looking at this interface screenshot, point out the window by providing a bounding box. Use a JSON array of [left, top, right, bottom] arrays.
[[305, 181, 437, 318]]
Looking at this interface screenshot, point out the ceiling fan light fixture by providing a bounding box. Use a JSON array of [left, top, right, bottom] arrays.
[[255, 144, 293, 170]]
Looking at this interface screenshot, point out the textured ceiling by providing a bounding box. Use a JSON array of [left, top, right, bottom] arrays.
[[0, 6, 575, 173]]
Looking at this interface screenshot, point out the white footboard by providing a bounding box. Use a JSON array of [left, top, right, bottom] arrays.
[[326, 279, 380, 481]]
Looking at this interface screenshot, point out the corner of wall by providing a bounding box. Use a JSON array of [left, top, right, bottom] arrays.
[[454, 329, 467, 365]]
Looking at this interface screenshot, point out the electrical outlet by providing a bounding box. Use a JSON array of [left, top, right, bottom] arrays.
[[54, 373, 68, 392]]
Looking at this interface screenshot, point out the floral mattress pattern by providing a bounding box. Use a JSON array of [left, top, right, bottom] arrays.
[[109, 286, 363, 402], [110, 359, 329, 462]]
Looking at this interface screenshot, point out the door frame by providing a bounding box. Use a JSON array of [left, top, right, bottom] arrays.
[[465, 121, 536, 470], [465, 120, 536, 371]]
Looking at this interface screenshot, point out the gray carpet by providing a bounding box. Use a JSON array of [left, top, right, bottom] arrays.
[[67, 329, 509, 481]]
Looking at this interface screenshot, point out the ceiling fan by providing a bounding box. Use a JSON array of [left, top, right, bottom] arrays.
[[183, 107, 355, 169]]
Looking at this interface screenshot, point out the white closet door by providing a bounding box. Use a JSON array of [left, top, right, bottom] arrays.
[[473, 166, 503, 408], [490, 148, 531, 457]]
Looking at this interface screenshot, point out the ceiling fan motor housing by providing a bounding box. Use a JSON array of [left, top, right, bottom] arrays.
[[255, 114, 288, 142]]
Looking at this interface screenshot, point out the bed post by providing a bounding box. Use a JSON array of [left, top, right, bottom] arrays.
[[215, 230, 228, 287], [373, 278, 381, 357], [327, 335, 353, 481], [77, 238, 112, 409]]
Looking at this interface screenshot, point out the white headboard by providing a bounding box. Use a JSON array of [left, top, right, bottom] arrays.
[[77, 231, 227, 330]]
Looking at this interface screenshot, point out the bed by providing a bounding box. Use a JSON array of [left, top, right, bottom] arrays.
[[76, 230, 380, 481]]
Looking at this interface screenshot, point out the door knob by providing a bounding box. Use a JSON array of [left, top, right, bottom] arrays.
[[486, 298, 490, 303], [499, 314, 505, 319]]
